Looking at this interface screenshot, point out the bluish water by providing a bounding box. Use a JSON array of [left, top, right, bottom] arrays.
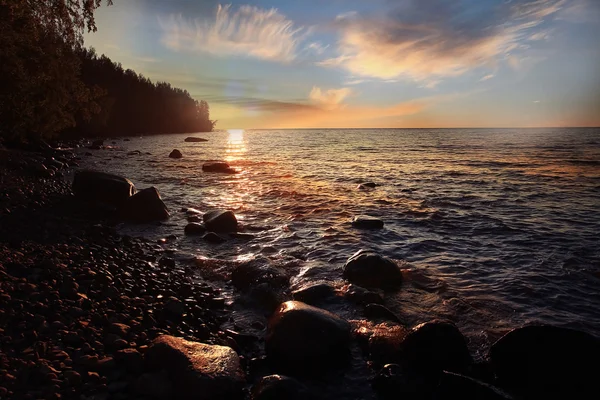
[[76, 128, 600, 355]]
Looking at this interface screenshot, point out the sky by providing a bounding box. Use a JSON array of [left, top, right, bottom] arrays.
[[85, 0, 600, 129]]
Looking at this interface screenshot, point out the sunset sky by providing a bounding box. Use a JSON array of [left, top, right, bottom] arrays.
[[85, 0, 600, 129]]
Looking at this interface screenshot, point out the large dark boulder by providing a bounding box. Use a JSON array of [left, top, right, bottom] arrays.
[[203, 210, 238, 232], [73, 170, 135, 207], [490, 325, 600, 398], [343, 250, 403, 289], [185, 137, 208, 142], [184, 223, 206, 235], [169, 149, 182, 159], [251, 375, 316, 400], [352, 215, 384, 229], [202, 162, 236, 174], [399, 321, 472, 375], [266, 301, 352, 375], [231, 258, 289, 291], [119, 187, 169, 223], [145, 335, 245, 400]]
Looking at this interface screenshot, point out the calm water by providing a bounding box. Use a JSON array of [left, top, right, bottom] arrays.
[[76, 128, 600, 355]]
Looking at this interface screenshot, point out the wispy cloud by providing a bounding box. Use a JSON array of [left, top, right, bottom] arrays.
[[480, 74, 495, 82], [309, 87, 353, 110], [305, 42, 329, 55], [319, 0, 569, 84], [159, 4, 308, 63]]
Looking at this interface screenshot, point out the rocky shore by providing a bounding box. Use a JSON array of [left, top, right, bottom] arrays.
[[1, 145, 599, 400]]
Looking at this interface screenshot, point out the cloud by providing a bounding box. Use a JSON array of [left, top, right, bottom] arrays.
[[305, 42, 329, 55], [480, 74, 495, 82], [319, 0, 569, 83], [160, 4, 307, 62], [309, 87, 353, 110]]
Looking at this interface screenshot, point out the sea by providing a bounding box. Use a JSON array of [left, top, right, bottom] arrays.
[[75, 128, 600, 359]]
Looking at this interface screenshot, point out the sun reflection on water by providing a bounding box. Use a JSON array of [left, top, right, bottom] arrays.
[[226, 129, 247, 162]]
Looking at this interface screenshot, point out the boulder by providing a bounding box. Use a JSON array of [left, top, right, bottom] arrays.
[[169, 149, 182, 159], [184, 223, 206, 236], [399, 321, 472, 375], [251, 375, 315, 400], [292, 283, 337, 306], [352, 215, 384, 229], [490, 325, 600, 398], [119, 187, 169, 223], [266, 301, 352, 374], [343, 250, 403, 289], [231, 258, 289, 291], [145, 335, 245, 400], [202, 162, 236, 174], [342, 284, 383, 305], [365, 303, 400, 324], [73, 170, 135, 207], [203, 210, 238, 232], [185, 137, 208, 142]]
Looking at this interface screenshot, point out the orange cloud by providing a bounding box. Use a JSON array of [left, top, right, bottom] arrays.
[[308, 87, 353, 110]]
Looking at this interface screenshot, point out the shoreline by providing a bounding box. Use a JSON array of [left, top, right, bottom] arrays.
[[1, 146, 599, 400]]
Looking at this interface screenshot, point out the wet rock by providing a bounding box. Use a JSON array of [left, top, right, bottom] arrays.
[[365, 303, 401, 323], [231, 258, 289, 291], [203, 232, 226, 244], [185, 137, 208, 142], [90, 139, 104, 148], [342, 284, 383, 305], [202, 162, 236, 174], [358, 182, 378, 190], [145, 335, 245, 400], [73, 170, 135, 207], [133, 371, 173, 399], [109, 323, 130, 337], [119, 187, 169, 223], [63, 370, 82, 386], [368, 325, 408, 366], [184, 223, 206, 235], [400, 320, 472, 375], [266, 301, 352, 374], [490, 325, 600, 398], [164, 297, 185, 317], [343, 250, 403, 290], [169, 149, 182, 159], [434, 372, 513, 400], [292, 283, 337, 306], [127, 150, 141, 156], [115, 348, 144, 373], [251, 374, 315, 400], [203, 210, 238, 232], [352, 215, 384, 229]]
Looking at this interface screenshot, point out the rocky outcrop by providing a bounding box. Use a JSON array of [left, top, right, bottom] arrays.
[[352, 215, 384, 229], [73, 170, 135, 207], [266, 301, 352, 375], [202, 162, 236, 174], [145, 335, 245, 400], [203, 210, 238, 232], [169, 149, 183, 159], [185, 137, 208, 142], [343, 250, 403, 289], [490, 325, 600, 398], [118, 187, 169, 223]]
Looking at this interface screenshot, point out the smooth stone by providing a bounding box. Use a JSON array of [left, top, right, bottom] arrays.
[[357, 182, 377, 190], [118, 187, 169, 223], [231, 258, 289, 291], [292, 283, 337, 306], [114, 348, 143, 373], [490, 325, 600, 398], [202, 162, 236, 174], [145, 335, 245, 400], [169, 149, 182, 159], [342, 284, 383, 305], [400, 320, 472, 375], [203, 210, 238, 233], [184, 223, 206, 236], [352, 215, 384, 229], [365, 303, 401, 323], [343, 250, 403, 289], [251, 375, 315, 400], [266, 301, 352, 374], [73, 170, 135, 207], [185, 137, 208, 142], [127, 150, 141, 156], [203, 232, 226, 244], [369, 325, 408, 366]]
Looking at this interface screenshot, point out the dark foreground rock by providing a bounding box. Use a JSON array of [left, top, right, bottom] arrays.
[[352, 215, 384, 229], [266, 301, 352, 375], [202, 161, 236, 174], [251, 374, 316, 400], [73, 170, 135, 207], [119, 186, 169, 223], [169, 149, 183, 159], [185, 137, 208, 142], [231, 258, 290, 291], [292, 282, 337, 305], [490, 325, 600, 398], [343, 250, 403, 289], [203, 209, 238, 232], [435, 372, 513, 400], [184, 222, 206, 235], [145, 335, 245, 400]]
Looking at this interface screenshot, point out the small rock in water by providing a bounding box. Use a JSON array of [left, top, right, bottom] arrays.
[[203, 232, 226, 244], [169, 149, 182, 159], [231, 258, 290, 291], [118, 187, 169, 223], [203, 210, 238, 232], [365, 303, 401, 323], [127, 150, 141, 156], [342, 284, 383, 305], [184, 223, 206, 235], [352, 215, 384, 229], [266, 301, 352, 375], [358, 182, 378, 190], [202, 161, 237, 174], [343, 250, 403, 289], [185, 137, 208, 142], [292, 283, 337, 306]]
